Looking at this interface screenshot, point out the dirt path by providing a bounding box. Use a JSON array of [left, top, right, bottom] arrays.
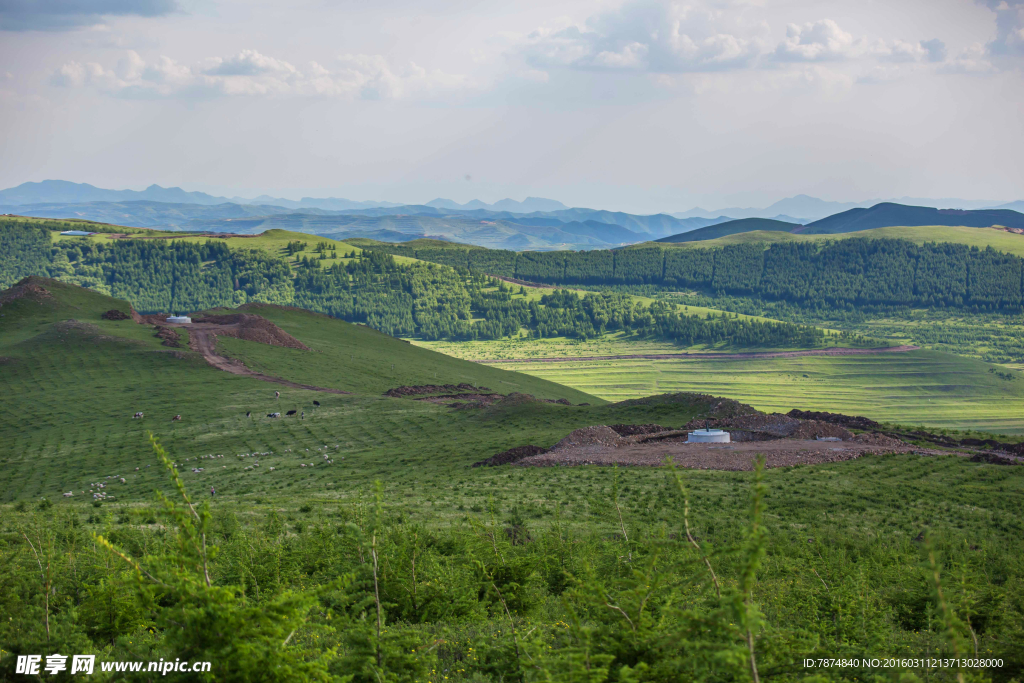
[[166, 322, 351, 394], [479, 345, 920, 364]]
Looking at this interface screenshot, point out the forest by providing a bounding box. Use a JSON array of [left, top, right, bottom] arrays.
[[365, 238, 1024, 312], [3, 443, 1020, 683], [0, 221, 820, 347]]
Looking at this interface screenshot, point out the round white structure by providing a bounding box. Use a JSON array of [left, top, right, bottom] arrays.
[[166, 315, 192, 324], [687, 428, 731, 443]]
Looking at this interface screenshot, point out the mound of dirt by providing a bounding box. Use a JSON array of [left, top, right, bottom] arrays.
[[551, 426, 628, 451], [416, 393, 503, 408], [684, 413, 803, 440], [101, 309, 129, 320], [787, 409, 881, 430], [970, 452, 1022, 466], [385, 383, 492, 398], [154, 326, 182, 348], [852, 432, 906, 448], [495, 392, 541, 407], [473, 445, 548, 467], [193, 314, 310, 351], [790, 420, 853, 441], [612, 393, 758, 418], [608, 424, 669, 436], [0, 278, 52, 307]]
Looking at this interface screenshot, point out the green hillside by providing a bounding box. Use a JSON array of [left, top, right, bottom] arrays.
[[657, 224, 1024, 256], [3, 280, 1024, 680], [655, 217, 798, 243], [803, 202, 1024, 233], [3, 277, 782, 506]]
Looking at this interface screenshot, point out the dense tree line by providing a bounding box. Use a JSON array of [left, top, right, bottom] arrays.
[[368, 238, 1024, 312], [1, 223, 822, 346]]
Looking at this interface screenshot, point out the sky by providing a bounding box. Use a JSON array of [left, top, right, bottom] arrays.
[[1, 0, 1022, 213]]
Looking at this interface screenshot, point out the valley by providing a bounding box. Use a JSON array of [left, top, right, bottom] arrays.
[[2, 217, 1024, 681]]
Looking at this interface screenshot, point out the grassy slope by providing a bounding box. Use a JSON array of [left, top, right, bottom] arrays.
[[651, 224, 1024, 256], [656, 217, 797, 243], [0, 279, 735, 504], [497, 349, 1024, 432]]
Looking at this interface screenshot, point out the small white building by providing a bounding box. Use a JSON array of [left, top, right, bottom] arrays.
[[687, 428, 731, 443], [167, 315, 192, 324]]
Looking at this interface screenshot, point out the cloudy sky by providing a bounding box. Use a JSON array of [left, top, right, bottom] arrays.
[[1, 0, 1021, 211]]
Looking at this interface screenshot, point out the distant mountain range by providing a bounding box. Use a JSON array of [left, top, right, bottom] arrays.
[[675, 193, 1016, 222], [2, 180, 1021, 250]]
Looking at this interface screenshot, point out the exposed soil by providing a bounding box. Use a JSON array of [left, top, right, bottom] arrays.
[[101, 309, 130, 320], [192, 314, 310, 350], [608, 424, 669, 436], [153, 326, 182, 347], [786, 409, 881, 430], [153, 315, 350, 394], [473, 445, 548, 467], [0, 278, 53, 307], [416, 393, 503, 408], [680, 414, 853, 442], [480, 345, 920, 364], [385, 383, 492, 398], [552, 426, 630, 450]]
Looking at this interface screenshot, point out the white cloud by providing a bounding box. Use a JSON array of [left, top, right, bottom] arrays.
[[49, 49, 471, 100], [773, 19, 865, 62], [516, 2, 765, 73], [939, 43, 998, 73]]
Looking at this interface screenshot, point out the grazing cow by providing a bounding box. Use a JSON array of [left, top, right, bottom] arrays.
[[313, 400, 320, 407], [286, 410, 297, 416], [172, 415, 182, 421], [246, 411, 251, 418], [269, 467, 275, 471], [267, 412, 281, 418], [119, 477, 126, 483], [275, 391, 280, 399], [63, 492, 73, 498], [132, 412, 144, 419]]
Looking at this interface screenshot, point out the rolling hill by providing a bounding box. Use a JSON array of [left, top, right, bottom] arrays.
[[656, 217, 799, 243], [802, 202, 1024, 233], [655, 224, 1024, 257]]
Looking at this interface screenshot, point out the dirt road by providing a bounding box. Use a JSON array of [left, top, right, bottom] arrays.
[[164, 321, 350, 394], [479, 345, 920, 364]]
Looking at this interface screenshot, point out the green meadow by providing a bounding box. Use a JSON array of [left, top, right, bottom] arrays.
[[478, 350, 1024, 433]]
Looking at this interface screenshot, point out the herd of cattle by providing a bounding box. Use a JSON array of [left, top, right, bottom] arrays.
[[130, 393, 324, 422]]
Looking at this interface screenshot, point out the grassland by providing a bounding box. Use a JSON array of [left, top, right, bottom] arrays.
[[3, 278, 1024, 678], [471, 349, 1024, 432], [3, 280, 746, 507]]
